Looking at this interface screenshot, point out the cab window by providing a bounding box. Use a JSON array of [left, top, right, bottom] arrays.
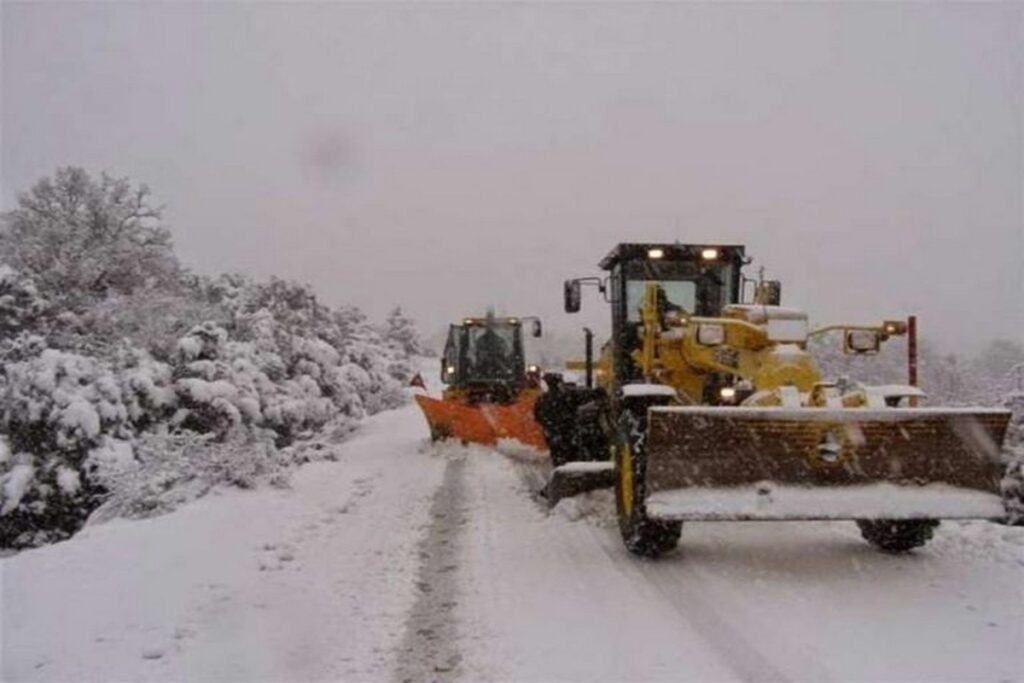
[[625, 280, 696, 322], [464, 325, 517, 380]]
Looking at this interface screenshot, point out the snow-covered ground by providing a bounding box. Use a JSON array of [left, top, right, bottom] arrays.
[[2, 378, 1023, 682]]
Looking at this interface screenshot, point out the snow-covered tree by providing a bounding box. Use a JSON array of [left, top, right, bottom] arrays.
[[809, 332, 909, 387], [972, 340, 1024, 397], [0, 167, 181, 308], [383, 306, 424, 357]]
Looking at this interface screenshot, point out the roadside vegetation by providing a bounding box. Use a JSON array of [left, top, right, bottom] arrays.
[[0, 167, 423, 548]]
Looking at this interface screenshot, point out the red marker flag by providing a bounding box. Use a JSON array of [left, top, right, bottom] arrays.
[[409, 372, 426, 390]]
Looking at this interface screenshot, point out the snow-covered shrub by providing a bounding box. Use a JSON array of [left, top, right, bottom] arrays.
[[192, 275, 411, 410], [0, 332, 48, 366], [341, 321, 408, 413], [342, 347, 406, 414], [0, 350, 133, 546], [0, 264, 48, 338], [171, 322, 349, 444], [87, 428, 282, 524], [0, 167, 424, 549], [73, 288, 225, 362], [114, 346, 177, 429], [194, 278, 412, 417], [1000, 391, 1024, 525], [1, 349, 130, 454], [173, 333, 252, 436]]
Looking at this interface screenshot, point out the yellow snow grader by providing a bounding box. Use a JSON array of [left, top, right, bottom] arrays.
[[415, 313, 547, 450], [541, 243, 1012, 557]]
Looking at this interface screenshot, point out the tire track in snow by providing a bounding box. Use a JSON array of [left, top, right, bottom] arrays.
[[594, 525, 830, 683], [511, 453, 793, 681], [633, 559, 791, 683], [392, 454, 467, 683]]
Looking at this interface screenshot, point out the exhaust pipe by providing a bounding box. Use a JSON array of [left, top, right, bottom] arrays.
[[583, 327, 594, 389]]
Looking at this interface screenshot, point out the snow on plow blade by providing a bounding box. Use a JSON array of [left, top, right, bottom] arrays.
[[414, 393, 548, 450], [644, 407, 1011, 522]]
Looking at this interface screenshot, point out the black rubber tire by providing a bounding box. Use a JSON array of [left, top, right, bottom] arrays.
[[614, 401, 682, 558], [856, 519, 939, 553]]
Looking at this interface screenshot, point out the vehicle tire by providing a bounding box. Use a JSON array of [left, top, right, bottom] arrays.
[[614, 401, 681, 558], [856, 519, 939, 553]]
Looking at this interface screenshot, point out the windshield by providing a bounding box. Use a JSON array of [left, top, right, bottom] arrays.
[[625, 280, 697, 322], [621, 260, 735, 320], [464, 324, 517, 380]]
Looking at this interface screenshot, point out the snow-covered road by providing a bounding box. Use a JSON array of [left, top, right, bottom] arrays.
[[2, 393, 1023, 682]]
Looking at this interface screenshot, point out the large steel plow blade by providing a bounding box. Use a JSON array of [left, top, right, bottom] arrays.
[[644, 407, 1011, 522]]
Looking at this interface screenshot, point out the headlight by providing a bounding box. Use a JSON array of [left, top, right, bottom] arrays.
[[446, 365, 456, 374], [701, 248, 719, 260], [527, 364, 540, 373], [882, 320, 907, 336], [648, 248, 665, 259], [719, 387, 737, 401], [696, 323, 725, 346]]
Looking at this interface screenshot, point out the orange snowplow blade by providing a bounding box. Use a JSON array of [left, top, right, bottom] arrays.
[[414, 392, 548, 450]]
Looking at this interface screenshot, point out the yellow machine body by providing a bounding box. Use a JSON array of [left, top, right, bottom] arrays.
[[554, 244, 1012, 549], [618, 280, 1010, 522]]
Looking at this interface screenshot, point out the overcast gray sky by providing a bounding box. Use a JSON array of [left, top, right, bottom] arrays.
[[2, 2, 1021, 352]]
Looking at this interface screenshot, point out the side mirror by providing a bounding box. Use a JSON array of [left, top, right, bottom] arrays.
[[531, 319, 542, 338], [845, 329, 881, 354], [564, 279, 582, 313]]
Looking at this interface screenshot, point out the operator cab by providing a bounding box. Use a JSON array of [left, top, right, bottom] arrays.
[[564, 243, 751, 383], [600, 243, 746, 321], [441, 316, 542, 395]]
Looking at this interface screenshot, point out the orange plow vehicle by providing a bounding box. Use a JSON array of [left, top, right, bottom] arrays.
[[415, 314, 548, 450]]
